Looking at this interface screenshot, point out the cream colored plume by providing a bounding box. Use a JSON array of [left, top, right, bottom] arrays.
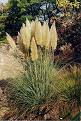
[[31, 37, 38, 61], [50, 21, 57, 50], [6, 33, 16, 50], [31, 20, 35, 37], [17, 32, 25, 53], [26, 19, 31, 33], [35, 19, 42, 46], [42, 22, 50, 49], [19, 21, 31, 50]]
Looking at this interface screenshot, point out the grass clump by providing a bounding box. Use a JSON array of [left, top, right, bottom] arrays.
[[57, 65, 81, 104], [6, 55, 59, 110]]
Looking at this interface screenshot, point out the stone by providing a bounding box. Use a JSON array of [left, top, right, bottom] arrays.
[[0, 45, 24, 80]]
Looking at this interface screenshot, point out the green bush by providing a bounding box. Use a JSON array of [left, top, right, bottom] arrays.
[[0, 14, 7, 41]]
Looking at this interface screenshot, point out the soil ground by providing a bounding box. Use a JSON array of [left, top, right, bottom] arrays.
[[0, 80, 80, 120]]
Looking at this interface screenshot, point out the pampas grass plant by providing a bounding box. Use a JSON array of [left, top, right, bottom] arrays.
[[6, 19, 59, 109]]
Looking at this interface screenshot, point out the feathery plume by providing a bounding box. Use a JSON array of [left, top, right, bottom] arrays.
[[17, 32, 25, 53], [26, 18, 31, 33], [19, 21, 31, 50], [35, 19, 42, 46], [31, 37, 38, 61], [31, 20, 35, 37], [50, 21, 57, 50], [42, 22, 50, 49], [6, 33, 16, 50]]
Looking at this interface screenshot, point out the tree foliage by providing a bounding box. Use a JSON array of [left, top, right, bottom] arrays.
[[5, 0, 41, 36], [0, 3, 8, 41], [5, 0, 81, 36], [5, 0, 53, 36], [56, 0, 80, 9]]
